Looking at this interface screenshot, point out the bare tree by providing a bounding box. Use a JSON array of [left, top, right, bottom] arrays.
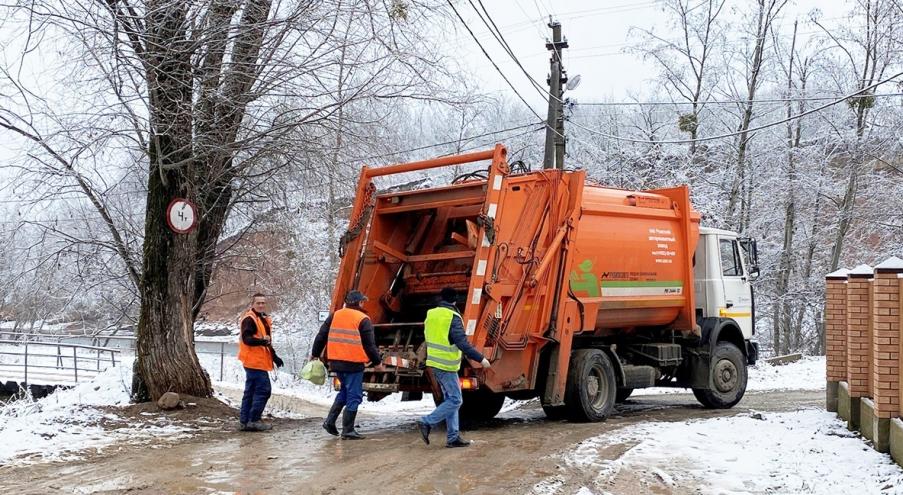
[[630, 0, 727, 155], [0, 0, 454, 400], [723, 0, 789, 230], [814, 0, 902, 271]]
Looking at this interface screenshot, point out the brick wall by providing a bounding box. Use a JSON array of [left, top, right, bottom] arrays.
[[847, 272, 873, 398], [872, 268, 901, 418], [825, 277, 848, 382]]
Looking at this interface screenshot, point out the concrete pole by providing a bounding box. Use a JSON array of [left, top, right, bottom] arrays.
[[542, 20, 568, 170]]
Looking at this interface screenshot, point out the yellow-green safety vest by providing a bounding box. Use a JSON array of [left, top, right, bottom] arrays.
[[424, 306, 464, 372]]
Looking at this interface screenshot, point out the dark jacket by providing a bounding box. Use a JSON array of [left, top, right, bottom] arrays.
[[240, 310, 282, 366], [311, 307, 382, 373], [438, 301, 485, 363]]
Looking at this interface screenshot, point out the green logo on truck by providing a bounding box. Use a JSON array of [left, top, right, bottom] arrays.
[[569, 259, 683, 297], [569, 259, 600, 297]]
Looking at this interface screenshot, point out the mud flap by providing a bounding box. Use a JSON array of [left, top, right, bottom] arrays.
[[542, 346, 562, 406], [680, 347, 712, 389], [542, 337, 574, 407]]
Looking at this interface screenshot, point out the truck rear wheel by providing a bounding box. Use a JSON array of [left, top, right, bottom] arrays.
[[565, 349, 616, 422], [692, 341, 747, 409], [459, 389, 505, 422]]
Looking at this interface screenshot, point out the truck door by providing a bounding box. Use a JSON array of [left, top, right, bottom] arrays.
[[718, 237, 753, 338]]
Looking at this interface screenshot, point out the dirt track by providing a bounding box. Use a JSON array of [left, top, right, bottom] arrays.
[[0, 390, 821, 494]]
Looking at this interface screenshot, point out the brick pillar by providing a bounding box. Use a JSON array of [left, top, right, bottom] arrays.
[[873, 263, 902, 419], [825, 270, 849, 411], [847, 265, 874, 399]]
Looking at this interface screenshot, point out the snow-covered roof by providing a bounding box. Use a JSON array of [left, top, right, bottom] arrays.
[[874, 256, 903, 271], [825, 268, 850, 279], [848, 264, 873, 276]]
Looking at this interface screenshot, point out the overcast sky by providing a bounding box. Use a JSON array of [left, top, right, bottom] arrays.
[[451, 0, 851, 109]]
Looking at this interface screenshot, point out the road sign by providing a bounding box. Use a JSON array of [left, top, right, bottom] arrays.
[[166, 198, 198, 234]]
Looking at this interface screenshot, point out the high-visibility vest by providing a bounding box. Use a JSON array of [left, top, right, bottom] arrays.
[[424, 306, 463, 372], [237, 310, 274, 371], [326, 308, 370, 363]]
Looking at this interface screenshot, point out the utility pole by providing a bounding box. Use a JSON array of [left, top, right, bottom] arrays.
[[542, 19, 568, 170]]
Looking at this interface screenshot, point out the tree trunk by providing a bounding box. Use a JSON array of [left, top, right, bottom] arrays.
[[133, 159, 212, 400], [725, 0, 778, 230], [774, 20, 799, 354], [132, 0, 274, 400]]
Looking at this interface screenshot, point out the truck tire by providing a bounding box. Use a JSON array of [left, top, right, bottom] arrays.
[[564, 349, 617, 422], [615, 388, 634, 403], [692, 341, 747, 409], [459, 389, 505, 423]]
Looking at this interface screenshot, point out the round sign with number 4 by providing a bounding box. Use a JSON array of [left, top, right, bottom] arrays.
[[166, 198, 198, 234]]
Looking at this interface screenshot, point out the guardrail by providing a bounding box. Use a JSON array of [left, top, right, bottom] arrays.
[[0, 332, 237, 382], [0, 339, 121, 386]]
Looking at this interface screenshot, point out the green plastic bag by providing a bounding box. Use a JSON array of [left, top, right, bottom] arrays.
[[300, 359, 327, 385]]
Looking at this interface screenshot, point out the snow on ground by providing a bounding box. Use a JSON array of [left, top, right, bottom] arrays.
[[0, 357, 200, 465], [552, 409, 903, 495], [0, 352, 830, 466], [634, 355, 825, 396]]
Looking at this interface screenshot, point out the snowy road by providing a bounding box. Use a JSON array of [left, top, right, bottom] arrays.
[[0, 389, 829, 494]]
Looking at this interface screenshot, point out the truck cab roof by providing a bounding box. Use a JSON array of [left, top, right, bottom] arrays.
[[700, 226, 739, 237]]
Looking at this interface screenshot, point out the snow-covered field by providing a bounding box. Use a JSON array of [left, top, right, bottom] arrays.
[[550, 409, 903, 494], [0, 357, 201, 465]]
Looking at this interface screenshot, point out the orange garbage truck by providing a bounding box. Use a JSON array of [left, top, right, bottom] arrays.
[[328, 144, 760, 421]]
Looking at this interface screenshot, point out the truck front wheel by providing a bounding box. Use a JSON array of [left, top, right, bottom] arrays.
[[693, 341, 747, 409], [565, 349, 617, 422]]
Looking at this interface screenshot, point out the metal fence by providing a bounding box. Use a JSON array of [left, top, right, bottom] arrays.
[[0, 339, 121, 386], [0, 332, 237, 384]]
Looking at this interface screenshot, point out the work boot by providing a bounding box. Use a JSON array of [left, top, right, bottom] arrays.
[[417, 421, 431, 445], [322, 402, 344, 436], [341, 410, 364, 440], [239, 422, 249, 432], [446, 437, 471, 448], [246, 421, 273, 432]]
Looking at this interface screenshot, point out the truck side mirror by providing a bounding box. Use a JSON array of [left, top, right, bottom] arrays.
[[738, 238, 760, 280]]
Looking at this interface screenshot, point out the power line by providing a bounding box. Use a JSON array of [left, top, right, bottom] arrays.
[[567, 71, 903, 145], [444, 0, 564, 141], [469, 0, 557, 103], [348, 122, 543, 164], [574, 93, 903, 107]]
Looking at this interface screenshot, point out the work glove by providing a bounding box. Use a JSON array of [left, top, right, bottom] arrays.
[[480, 358, 491, 369], [273, 355, 284, 368]]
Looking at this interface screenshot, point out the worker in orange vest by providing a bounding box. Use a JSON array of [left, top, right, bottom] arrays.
[[238, 292, 284, 432], [311, 290, 383, 439]]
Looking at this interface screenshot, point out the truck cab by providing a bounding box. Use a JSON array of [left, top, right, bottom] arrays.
[[694, 227, 758, 342]]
